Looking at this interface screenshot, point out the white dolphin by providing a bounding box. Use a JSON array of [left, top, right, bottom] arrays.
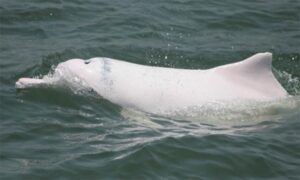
[[16, 52, 289, 115]]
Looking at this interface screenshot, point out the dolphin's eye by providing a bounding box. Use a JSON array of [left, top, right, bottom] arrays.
[[85, 60, 91, 64]]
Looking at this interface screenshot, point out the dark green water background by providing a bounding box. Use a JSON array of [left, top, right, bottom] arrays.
[[1, 0, 300, 179]]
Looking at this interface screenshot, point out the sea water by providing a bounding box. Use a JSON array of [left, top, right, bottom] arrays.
[[1, 0, 300, 179]]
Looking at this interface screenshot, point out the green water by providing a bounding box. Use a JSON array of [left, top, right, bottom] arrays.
[[1, 0, 300, 179]]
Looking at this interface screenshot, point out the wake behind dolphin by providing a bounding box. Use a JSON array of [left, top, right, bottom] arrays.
[[16, 52, 290, 116]]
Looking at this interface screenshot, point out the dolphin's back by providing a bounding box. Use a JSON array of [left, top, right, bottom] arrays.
[[95, 53, 288, 114]]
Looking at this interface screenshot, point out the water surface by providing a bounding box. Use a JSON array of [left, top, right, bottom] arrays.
[[1, 0, 300, 179]]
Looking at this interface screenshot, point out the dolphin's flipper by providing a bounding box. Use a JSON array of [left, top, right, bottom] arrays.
[[120, 108, 162, 129]]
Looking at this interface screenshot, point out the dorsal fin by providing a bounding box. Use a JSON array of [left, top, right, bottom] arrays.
[[214, 52, 288, 98], [215, 52, 272, 76]]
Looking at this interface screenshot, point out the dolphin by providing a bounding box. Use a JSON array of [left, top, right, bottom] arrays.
[[16, 52, 289, 115]]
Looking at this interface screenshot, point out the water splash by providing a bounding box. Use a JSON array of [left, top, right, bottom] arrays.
[[273, 69, 300, 96]]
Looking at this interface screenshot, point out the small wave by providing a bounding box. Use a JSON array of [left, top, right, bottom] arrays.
[[274, 69, 300, 96]]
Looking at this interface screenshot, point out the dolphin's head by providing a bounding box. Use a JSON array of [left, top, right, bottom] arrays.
[[53, 58, 101, 86], [55, 58, 85, 75]]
